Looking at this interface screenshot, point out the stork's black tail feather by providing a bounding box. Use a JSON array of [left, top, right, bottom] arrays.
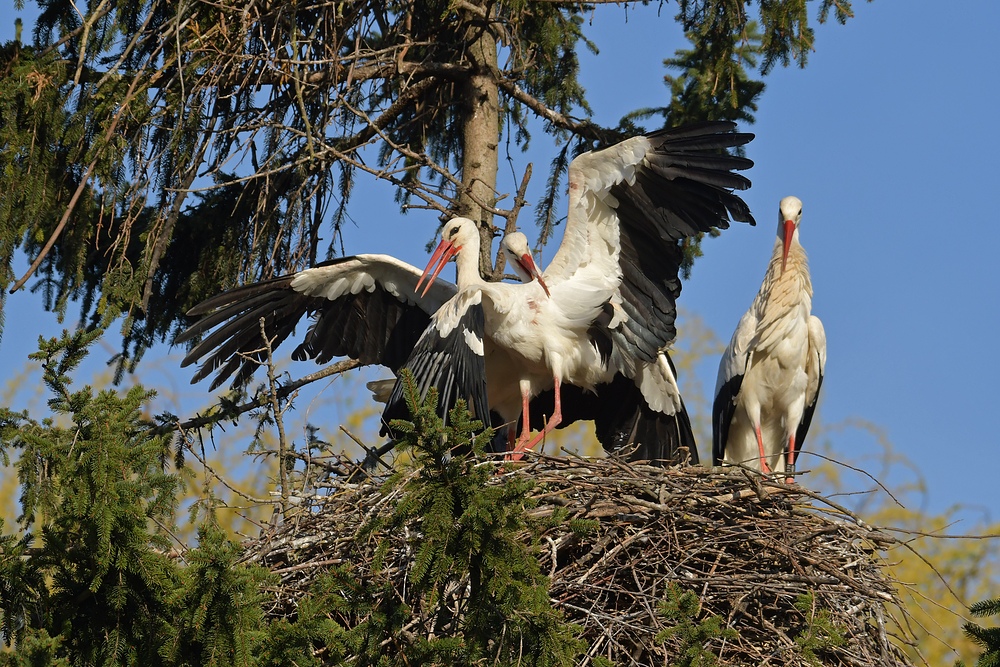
[[525, 374, 699, 466]]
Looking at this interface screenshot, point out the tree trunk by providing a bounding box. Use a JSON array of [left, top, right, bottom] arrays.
[[458, 3, 500, 277]]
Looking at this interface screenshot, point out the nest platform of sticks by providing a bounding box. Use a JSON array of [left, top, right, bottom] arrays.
[[242, 455, 916, 666]]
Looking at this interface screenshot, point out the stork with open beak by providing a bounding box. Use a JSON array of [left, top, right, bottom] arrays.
[[413, 122, 757, 462], [712, 196, 827, 482]]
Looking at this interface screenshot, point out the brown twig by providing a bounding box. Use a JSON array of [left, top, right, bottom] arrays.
[[169, 359, 361, 434]]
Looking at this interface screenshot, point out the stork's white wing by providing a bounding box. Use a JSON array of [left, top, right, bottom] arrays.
[[546, 124, 756, 384], [544, 134, 653, 283], [177, 253, 457, 390]]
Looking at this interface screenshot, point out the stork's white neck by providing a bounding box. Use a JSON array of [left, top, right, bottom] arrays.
[[454, 229, 485, 289]]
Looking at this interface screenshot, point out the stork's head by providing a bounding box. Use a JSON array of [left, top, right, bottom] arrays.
[[501, 231, 550, 297], [778, 196, 803, 274], [416, 217, 480, 297]]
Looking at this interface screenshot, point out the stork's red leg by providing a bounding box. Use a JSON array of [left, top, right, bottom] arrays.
[[508, 382, 536, 461], [754, 424, 772, 474], [514, 377, 563, 455], [785, 434, 796, 485]]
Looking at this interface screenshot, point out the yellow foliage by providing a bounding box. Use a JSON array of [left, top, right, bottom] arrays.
[[531, 420, 602, 458]]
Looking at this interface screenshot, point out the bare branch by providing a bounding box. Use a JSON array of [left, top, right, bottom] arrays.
[[497, 78, 608, 141], [170, 360, 361, 434]]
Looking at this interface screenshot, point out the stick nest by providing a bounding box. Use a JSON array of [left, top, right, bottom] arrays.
[[241, 455, 916, 666]]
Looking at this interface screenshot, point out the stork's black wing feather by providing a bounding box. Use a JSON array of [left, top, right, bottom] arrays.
[[793, 367, 824, 467], [603, 122, 755, 371], [711, 372, 744, 466], [526, 371, 698, 465], [381, 301, 495, 452]]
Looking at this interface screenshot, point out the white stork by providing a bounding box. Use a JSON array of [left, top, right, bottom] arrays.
[[499, 231, 697, 461], [378, 217, 549, 442], [179, 122, 756, 464], [362, 231, 544, 408], [413, 122, 757, 461], [712, 196, 827, 482], [176, 237, 528, 453], [384, 227, 700, 462]]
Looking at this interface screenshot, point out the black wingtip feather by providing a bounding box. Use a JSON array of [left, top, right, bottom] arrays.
[[711, 372, 744, 466], [381, 301, 490, 452], [525, 373, 698, 466], [179, 263, 437, 390]]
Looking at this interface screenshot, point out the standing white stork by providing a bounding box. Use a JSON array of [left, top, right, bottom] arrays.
[[502, 232, 698, 461], [712, 196, 827, 482], [378, 219, 548, 440], [413, 122, 757, 462], [362, 231, 546, 415], [176, 233, 537, 454]]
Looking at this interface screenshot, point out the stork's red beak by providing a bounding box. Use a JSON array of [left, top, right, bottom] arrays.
[[516, 253, 550, 297], [416, 239, 461, 297], [781, 219, 795, 273]]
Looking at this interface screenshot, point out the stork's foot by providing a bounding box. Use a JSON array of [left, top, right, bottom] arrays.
[[506, 448, 528, 462], [506, 424, 555, 461], [520, 430, 548, 454], [504, 433, 533, 462]]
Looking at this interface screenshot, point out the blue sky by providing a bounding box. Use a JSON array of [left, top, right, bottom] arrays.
[[2, 1, 997, 520]]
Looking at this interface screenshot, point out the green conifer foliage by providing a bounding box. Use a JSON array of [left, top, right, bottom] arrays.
[[164, 523, 272, 667], [655, 583, 738, 667], [0, 329, 178, 664], [0, 331, 276, 666], [352, 371, 586, 666], [792, 592, 847, 666], [0, 628, 71, 667], [958, 597, 1000, 667]]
